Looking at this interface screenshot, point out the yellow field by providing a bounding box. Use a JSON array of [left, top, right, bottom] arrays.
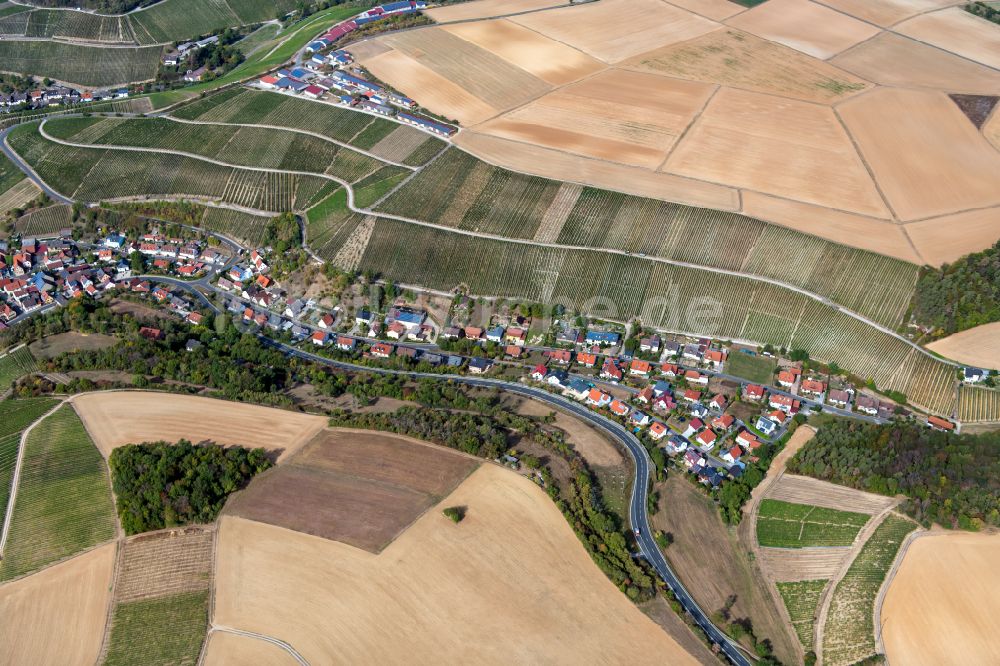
[[0, 543, 116, 666], [214, 465, 698, 665], [425, 0, 565, 23], [906, 208, 1000, 267], [204, 631, 299, 666], [725, 0, 879, 59], [814, 0, 959, 27], [896, 7, 1000, 70], [72, 392, 327, 462], [881, 532, 1000, 665], [927, 323, 1000, 369]]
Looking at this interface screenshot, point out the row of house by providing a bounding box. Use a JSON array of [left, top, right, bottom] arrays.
[[0, 86, 127, 111], [305, 1, 428, 53]]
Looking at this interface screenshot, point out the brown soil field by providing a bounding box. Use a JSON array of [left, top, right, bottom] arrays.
[[640, 596, 720, 665], [359, 48, 498, 125], [442, 19, 603, 86], [725, 0, 880, 60], [664, 0, 746, 20], [881, 531, 1000, 665], [766, 475, 897, 514], [114, 527, 214, 603], [224, 429, 477, 552], [204, 631, 299, 666], [896, 7, 1000, 70], [72, 392, 327, 462], [0, 543, 115, 665], [476, 69, 714, 169], [905, 207, 1000, 266], [626, 29, 871, 104], [814, 0, 959, 26], [832, 33, 1000, 93], [108, 298, 167, 321], [510, 0, 719, 64], [759, 547, 848, 582], [739, 192, 921, 263], [379, 28, 551, 110], [215, 464, 699, 665], [927, 322, 1000, 369], [664, 87, 889, 218], [652, 476, 800, 664], [838, 88, 1000, 221], [454, 130, 741, 210], [424, 0, 565, 22], [514, 397, 623, 467], [28, 331, 118, 360]]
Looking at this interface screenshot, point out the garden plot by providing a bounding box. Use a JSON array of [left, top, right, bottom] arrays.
[[725, 0, 879, 60], [896, 7, 1000, 71], [476, 69, 714, 169], [757, 499, 869, 548], [664, 88, 890, 219], [510, 0, 719, 64], [777, 580, 826, 651], [822, 515, 917, 666], [626, 29, 871, 104], [0, 404, 115, 582], [838, 87, 1000, 222]]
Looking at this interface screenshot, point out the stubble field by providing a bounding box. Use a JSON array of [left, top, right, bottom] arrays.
[[725, 0, 879, 59], [927, 322, 1000, 369]]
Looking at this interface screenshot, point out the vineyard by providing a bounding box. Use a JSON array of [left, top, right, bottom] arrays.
[[305, 187, 369, 262], [14, 204, 72, 238], [353, 166, 410, 209], [0, 345, 38, 389], [102, 527, 214, 665], [0, 398, 58, 530], [200, 206, 272, 246], [345, 218, 963, 415], [821, 514, 917, 666], [776, 580, 826, 651], [757, 499, 869, 548], [0, 404, 116, 582], [958, 385, 1000, 422], [377, 148, 919, 329], [172, 88, 443, 165], [0, 41, 162, 87], [0, 0, 301, 44], [9, 124, 331, 213]]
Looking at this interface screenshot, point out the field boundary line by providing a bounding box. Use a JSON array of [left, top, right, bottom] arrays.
[[208, 626, 310, 666], [28, 122, 964, 373], [95, 538, 125, 664], [0, 397, 67, 558], [871, 525, 925, 662]]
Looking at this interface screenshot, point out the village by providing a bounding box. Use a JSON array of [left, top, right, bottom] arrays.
[[0, 85, 130, 112]]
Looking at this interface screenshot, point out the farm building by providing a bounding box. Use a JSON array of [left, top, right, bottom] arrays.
[[397, 112, 457, 137]]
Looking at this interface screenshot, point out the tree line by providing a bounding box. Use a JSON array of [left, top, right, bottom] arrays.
[[912, 240, 1000, 338]]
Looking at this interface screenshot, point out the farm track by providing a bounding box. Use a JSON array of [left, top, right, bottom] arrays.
[[26, 119, 958, 374], [208, 626, 311, 666]]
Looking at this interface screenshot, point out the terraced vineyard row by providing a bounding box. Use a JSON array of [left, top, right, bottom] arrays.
[[44, 116, 385, 184], [10, 124, 330, 213], [172, 88, 443, 166], [0, 41, 162, 87], [0, 404, 116, 582], [0, 0, 300, 44], [344, 219, 965, 416], [14, 204, 72, 238], [0, 346, 38, 389], [757, 499, 869, 548], [777, 580, 826, 651], [821, 515, 917, 666], [377, 148, 919, 329], [200, 206, 273, 247], [958, 385, 1000, 422]]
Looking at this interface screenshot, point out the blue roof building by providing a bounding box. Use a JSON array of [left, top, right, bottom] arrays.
[[585, 330, 621, 346]]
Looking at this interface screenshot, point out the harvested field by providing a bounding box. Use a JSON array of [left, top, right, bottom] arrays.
[[204, 631, 299, 666], [838, 88, 1000, 221], [651, 475, 800, 664], [896, 7, 1000, 71], [224, 429, 478, 552], [425, 0, 565, 22], [477, 69, 714, 169], [442, 19, 603, 86], [215, 464, 698, 665], [766, 474, 896, 515], [983, 107, 1000, 151], [639, 596, 719, 666], [725, 0, 880, 59], [28, 331, 116, 360], [759, 547, 849, 582], [359, 48, 498, 125], [905, 208, 1000, 266], [928, 323, 1000, 369], [0, 542, 115, 666], [627, 29, 871, 104], [72, 392, 326, 462], [510, 0, 719, 64], [815, 0, 959, 26], [379, 28, 551, 110], [881, 531, 1000, 666], [832, 33, 1000, 94], [664, 88, 889, 218], [454, 131, 740, 210], [664, 0, 746, 20]]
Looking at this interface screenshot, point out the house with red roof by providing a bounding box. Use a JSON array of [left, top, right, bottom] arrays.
[[609, 399, 630, 417], [661, 364, 680, 377], [704, 349, 727, 369], [696, 429, 717, 449], [682, 389, 702, 403], [636, 386, 654, 404], [649, 421, 668, 441], [736, 430, 758, 449], [801, 379, 827, 396], [630, 359, 652, 377], [336, 335, 355, 351], [712, 414, 734, 431], [530, 364, 548, 381], [546, 349, 572, 365], [722, 445, 743, 464], [769, 394, 799, 414], [577, 352, 597, 367], [927, 415, 955, 431], [709, 394, 727, 411], [312, 331, 329, 346], [601, 358, 623, 381], [685, 369, 708, 385], [371, 342, 393, 358], [586, 388, 611, 407], [318, 313, 335, 329]]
